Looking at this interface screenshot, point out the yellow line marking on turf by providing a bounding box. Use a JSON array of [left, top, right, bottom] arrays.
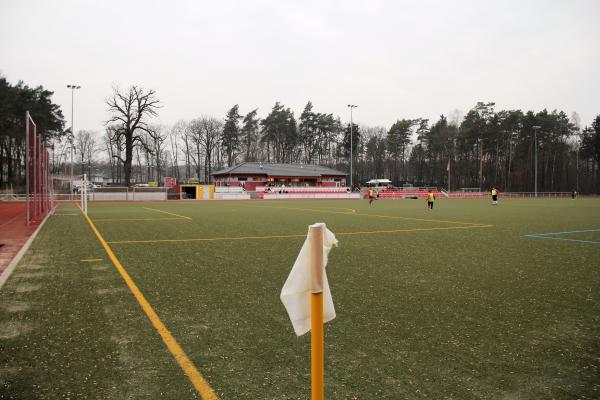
[[337, 207, 357, 214], [251, 204, 358, 215], [53, 213, 80, 216], [108, 233, 308, 244], [76, 204, 218, 400], [353, 212, 483, 226], [107, 224, 493, 245], [336, 224, 494, 236], [143, 207, 192, 220], [80, 258, 103, 262], [318, 206, 356, 214], [251, 204, 482, 226], [93, 217, 188, 222]]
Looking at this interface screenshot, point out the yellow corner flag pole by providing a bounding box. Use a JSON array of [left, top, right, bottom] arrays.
[[309, 224, 324, 400]]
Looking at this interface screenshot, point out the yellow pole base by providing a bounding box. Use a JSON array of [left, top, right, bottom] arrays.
[[311, 292, 324, 400]]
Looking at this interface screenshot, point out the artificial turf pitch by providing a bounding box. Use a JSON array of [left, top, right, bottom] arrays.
[[0, 198, 599, 399]]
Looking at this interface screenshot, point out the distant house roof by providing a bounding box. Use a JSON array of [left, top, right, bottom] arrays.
[[212, 162, 347, 178]]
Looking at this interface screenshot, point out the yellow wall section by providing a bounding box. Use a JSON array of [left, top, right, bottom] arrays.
[[180, 185, 215, 200]]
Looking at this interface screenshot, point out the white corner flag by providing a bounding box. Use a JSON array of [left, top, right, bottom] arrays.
[[280, 222, 338, 336]]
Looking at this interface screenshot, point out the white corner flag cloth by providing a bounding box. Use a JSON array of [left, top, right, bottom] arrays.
[[280, 223, 338, 336]]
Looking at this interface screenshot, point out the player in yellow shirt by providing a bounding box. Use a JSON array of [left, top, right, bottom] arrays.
[[368, 189, 375, 205], [491, 187, 498, 205], [426, 190, 435, 210]]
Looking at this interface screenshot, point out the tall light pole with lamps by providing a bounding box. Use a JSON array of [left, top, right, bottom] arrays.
[[347, 104, 357, 189], [532, 125, 541, 196], [67, 84, 81, 199]]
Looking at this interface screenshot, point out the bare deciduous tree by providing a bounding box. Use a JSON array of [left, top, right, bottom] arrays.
[[190, 117, 223, 183], [104, 125, 124, 183], [147, 124, 167, 184], [105, 85, 160, 186], [75, 130, 96, 176], [170, 120, 189, 180]]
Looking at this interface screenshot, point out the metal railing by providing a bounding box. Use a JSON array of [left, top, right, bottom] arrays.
[[2, 189, 582, 202], [88, 187, 169, 201], [256, 186, 349, 193], [501, 192, 571, 198], [1, 187, 170, 202]]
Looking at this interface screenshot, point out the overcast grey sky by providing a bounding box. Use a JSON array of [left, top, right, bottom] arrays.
[[1, 0, 599, 134]]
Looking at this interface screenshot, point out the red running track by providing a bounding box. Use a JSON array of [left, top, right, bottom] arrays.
[[0, 202, 40, 274]]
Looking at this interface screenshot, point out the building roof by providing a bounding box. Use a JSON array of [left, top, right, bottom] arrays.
[[212, 162, 347, 177], [366, 179, 392, 185]]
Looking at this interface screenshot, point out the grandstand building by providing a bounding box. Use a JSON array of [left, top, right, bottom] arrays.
[[211, 162, 347, 191]]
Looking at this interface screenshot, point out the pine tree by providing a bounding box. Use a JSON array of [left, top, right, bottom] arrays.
[[241, 109, 259, 162], [222, 105, 242, 166]]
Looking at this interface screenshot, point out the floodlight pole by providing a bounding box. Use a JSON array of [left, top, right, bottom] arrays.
[[70, 144, 74, 200], [478, 138, 483, 192], [575, 130, 581, 193], [448, 135, 455, 193], [448, 141, 452, 194], [448, 160, 450, 193], [67, 84, 81, 200], [532, 125, 541, 197], [347, 105, 357, 189]]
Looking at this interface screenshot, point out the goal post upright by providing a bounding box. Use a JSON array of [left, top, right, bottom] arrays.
[[81, 175, 84, 211], [80, 173, 88, 215], [25, 112, 30, 224], [83, 173, 88, 215], [36, 137, 39, 218], [25, 111, 39, 224], [25, 111, 52, 224], [33, 129, 37, 220], [44, 150, 48, 213]]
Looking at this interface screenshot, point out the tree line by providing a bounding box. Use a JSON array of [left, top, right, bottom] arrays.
[[0, 77, 66, 189], [2, 80, 599, 193], [96, 86, 599, 193]]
